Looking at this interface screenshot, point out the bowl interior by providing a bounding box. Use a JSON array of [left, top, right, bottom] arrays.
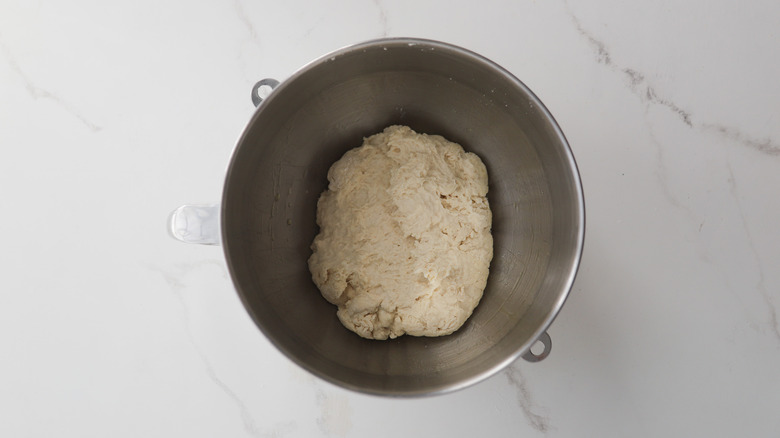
[[222, 39, 583, 395]]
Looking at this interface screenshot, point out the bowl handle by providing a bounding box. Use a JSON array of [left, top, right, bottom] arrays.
[[168, 204, 220, 245], [521, 331, 552, 363], [251, 78, 280, 107]]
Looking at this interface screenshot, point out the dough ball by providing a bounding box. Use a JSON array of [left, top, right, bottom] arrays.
[[308, 125, 493, 340]]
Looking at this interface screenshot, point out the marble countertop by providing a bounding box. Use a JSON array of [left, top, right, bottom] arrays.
[[2, 0, 779, 436]]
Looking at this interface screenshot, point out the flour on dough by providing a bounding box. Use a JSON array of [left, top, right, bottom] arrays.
[[308, 125, 493, 340]]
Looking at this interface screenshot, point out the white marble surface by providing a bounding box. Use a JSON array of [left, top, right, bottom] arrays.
[[2, 0, 779, 436]]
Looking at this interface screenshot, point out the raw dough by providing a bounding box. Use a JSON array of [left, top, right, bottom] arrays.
[[308, 125, 493, 340]]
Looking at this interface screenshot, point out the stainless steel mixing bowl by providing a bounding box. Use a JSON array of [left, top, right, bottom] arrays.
[[172, 38, 584, 396]]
